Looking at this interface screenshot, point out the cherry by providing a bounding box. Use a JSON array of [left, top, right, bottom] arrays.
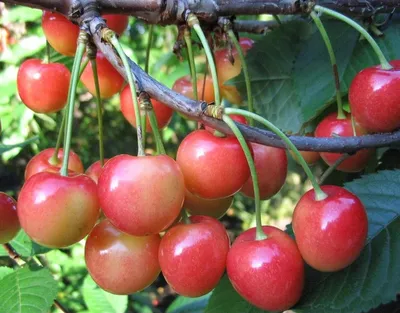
[[85, 159, 109, 183], [102, 15, 129, 35], [241, 143, 287, 200], [0, 193, 20, 244], [18, 172, 100, 248], [176, 130, 250, 199], [226, 226, 304, 311], [315, 113, 372, 172], [17, 59, 70, 113], [292, 185, 368, 272], [81, 51, 125, 99], [184, 189, 233, 219], [349, 60, 400, 133], [25, 148, 84, 180], [42, 11, 79, 56], [120, 85, 174, 131], [85, 219, 161, 295], [172, 75, 215, 104], [98, 154, 185, 236], [159, 215, 230, 297]]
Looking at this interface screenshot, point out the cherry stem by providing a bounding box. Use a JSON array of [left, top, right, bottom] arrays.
[[90, 59, 105, 166], [49, 112, 66, 165], [60, 35, 86, 176], [318, 153, 351, 184], [188, 14, 221, 106], [79, 58, 89, 78], [145, 25, 154, 74], [310, 11, 345, 119], [227, 29, 254, 125], [45, 40, 51, 64], [225, 108, 328, 201], [181, 209, 191, 224], [222, 114, 267, 240], [273, 15, 282, 25], [148, 110, 166, 154], [313, 5, 392, 70], [109, 32, 145, 157], [184, 28, 198, 101]]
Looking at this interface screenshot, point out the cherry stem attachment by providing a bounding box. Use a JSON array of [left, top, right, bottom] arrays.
[[188, 14, 221, 106], [60, 34, 86, 176], [222, 114, 267, 240], [184, 28, 198, 101], [310, 11, 345, 119], [49, 112, 66, 165], [313, 5, 392, 70], [225, 108, 328, 201], [109, 32, 145, 156], [145, 25, 154, 74], [319, 153, 351, 184], [227, 30, 254, 125]]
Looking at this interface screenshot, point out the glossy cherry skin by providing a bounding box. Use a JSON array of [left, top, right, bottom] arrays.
[[293, 185, 368, 271], [227, 226, 304, 311], [85, 219, 161, 295], [176, 130, 250, 199], [85, 159, 109, 183], [159, 215, 230, 297], [25, 148, 84, 180], [17, 59, 70, 113], [184, 189, 233, 219], [172, 75, 215, 103], [98, 154, 185, 236], [315, 113, 372, 172], [120, 85, 174, 132], [18, 172, 100, 248], [241, 143, 287, 200], [102, 15, 129, 35], [42, 11, 79, 56], [349, 60, 400, 133], [0, 193, 20, 244], [81, 51, 125, 99]]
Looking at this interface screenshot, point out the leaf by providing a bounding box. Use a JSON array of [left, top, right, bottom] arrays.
[[0, 7, 42, 23], [0, 229, 51, 257], [167, 294, 211, 313], [82, 275, 128, 313], [0, 267, 14, 280], [0, 136, 39, 155], [0, 264, 58, 313]]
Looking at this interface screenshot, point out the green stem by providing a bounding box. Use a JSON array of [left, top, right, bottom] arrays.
[[184, 28, 198, 101], [319, 153, 350, 184], [90, 59, 105, 166], [45, 40, 51, 64], [273, 15, 282, 25], [227, 30, 254, 125], [60, 39, 86, 176], [313, 5, 392, 70], [79, 58, 89, 78], [310, 11, 345, 119], [49, 112, 66, 165], [140, 112, 147, 148], [148, 109, 166, 154], [222, 114, 267, 240], [181, 210, 191, 224], [145, 25, 154, 74], [110, 34, 145, 156], [225, 108, 328, 201]]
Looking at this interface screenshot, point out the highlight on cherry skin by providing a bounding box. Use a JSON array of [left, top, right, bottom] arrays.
[[0, 192, 20, 244]]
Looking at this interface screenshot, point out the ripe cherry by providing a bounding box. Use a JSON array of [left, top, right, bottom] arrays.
[[85, 219, 161, 295], [120, 85, 174, 131], [315, 113, 372, 172], [98, 154, 185, 236], [159, 215, 230, 297], [349, 60, 400, 133], [0, 193, 20, 244], [25, 148, 84, 180], [81, 51, 125, 99], [18, 172, 100, 248], [184, 189, 233, 219], [85, 159, 109, 183], [292, 185, 368, 272], [241, 143, 287, 200], [176, 130, 250, 199], [172, 75, 215, 103], [102, 15, 129, 35], [17, 59, 70, 113], [227, 226, 304, 311]]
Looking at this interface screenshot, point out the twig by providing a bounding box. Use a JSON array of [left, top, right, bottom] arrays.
[[318, 153, 351, 184]]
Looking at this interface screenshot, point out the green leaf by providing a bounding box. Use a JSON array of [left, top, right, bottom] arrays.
[[82, 275, 128, 313], [0, 230, 51, 257], [0, 136, 39, 155], [0, 267, 14, 280], [0, 264, 58, 313], [167, 294, 211, 313], [0, 7, 42, 23]]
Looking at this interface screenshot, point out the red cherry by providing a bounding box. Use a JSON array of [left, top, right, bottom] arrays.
[[102, 15, 129, 35], [25, 148, 84, 180], [42, 11, 79, 56], [85, 219, 161, 295], [172, 75, 215, 103], [85, 159, 109, 184], [227, 226, 304, 311], [159, 215, 230, 297], [18, 172, 100, 248], [17, 59, 70, 113], [184, 189, 233, 219], [0, 193, 20, 244], [205, 114, 247, 135], [349, 60, 400, 133], [293, 185, 368, 272], [120, 85, 174, 132], [98, 154, 185, 236], [176, 130, 250, 199], [315, 113, 372, 172], [241, 143, 287, 200], [81, 51, 125, 99]]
